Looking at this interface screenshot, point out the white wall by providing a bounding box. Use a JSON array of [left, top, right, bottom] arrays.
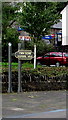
[[62, 8, 66, 45], [66, 5, 68, 45], [61, 5, 68, 45]]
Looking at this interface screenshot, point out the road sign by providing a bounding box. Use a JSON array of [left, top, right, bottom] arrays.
[[18, 27, 24, 31], [51, 34, 55, 38], [19, 36, 31, 41], [42, 35, 52, 40], [19, 36, 24, 40], [15, 50, 33, 60]]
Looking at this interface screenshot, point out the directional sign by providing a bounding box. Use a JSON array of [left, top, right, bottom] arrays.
[[15, 50, 33, 60]]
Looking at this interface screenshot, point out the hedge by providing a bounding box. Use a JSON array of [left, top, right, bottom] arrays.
[[2, 67, 68, 92]]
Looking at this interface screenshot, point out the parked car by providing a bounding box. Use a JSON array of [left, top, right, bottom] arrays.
[[37, 52, 68, 66]]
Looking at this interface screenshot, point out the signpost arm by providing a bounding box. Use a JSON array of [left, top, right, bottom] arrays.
[[34, 44, 36, 69], [18, 43, 22, 93]]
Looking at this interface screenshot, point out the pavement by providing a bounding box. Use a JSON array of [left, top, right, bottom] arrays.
[[2, 90, 66, 118]]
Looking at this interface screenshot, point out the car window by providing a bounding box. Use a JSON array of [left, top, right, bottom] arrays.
[[56, 54, 62, 57], [50, 54, 56, 57], [64, 54, 68, 57], [50, 53, 62, 57], [44, 53, 50, 57], [44, 55, 50, 57]]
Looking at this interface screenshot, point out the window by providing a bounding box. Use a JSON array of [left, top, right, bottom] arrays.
[[64, 54, 68, 57], [44, 55, 50, 57], [56, 54, 62, 57], [44, 53, 50, 57], [50, 54, 57, 57], [50, 53, 62, 57]]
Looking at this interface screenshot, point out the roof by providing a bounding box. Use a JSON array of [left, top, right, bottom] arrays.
[[51, 21, 62, 29], [61, 5, 68, 14]]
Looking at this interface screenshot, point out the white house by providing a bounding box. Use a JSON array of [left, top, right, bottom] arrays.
[[61, 5, 68, 45]]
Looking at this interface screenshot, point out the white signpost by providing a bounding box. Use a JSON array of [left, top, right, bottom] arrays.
[[34, 45, 36, 69]]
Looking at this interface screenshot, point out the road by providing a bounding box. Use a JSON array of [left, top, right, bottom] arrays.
[[2, 90, 66, 118], [4, 109, 66, 118]]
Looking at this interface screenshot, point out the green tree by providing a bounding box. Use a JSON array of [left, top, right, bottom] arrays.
[[16, 2, 68, 55], [17, 2, 64, 41], [2, 2, 68, 61], [2, 2, 19, 61]]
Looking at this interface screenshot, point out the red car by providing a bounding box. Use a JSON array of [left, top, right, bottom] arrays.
[[37, 52, 68, 66]]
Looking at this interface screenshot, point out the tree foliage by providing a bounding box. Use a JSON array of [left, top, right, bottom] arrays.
[[17, 2, 67, 41], [2, 2, 19, 61], [2, 2, 68, 61]]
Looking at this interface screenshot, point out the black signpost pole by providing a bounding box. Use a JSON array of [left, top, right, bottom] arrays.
[[18, 43, 22, 93], [15, 41, 33, 93]]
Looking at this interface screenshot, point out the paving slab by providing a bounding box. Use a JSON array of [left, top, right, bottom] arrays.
[[2, 90, 66, 118]]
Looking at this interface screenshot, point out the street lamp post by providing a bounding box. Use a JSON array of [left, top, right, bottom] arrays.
[[8, 42, 12, 93]]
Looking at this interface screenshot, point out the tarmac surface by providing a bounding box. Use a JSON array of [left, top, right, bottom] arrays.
[[2, 90, 66, 118]]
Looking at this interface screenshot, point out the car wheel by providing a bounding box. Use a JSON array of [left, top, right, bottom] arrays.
[[37, 61, 41, 65], [56, 62, 60, 67]]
